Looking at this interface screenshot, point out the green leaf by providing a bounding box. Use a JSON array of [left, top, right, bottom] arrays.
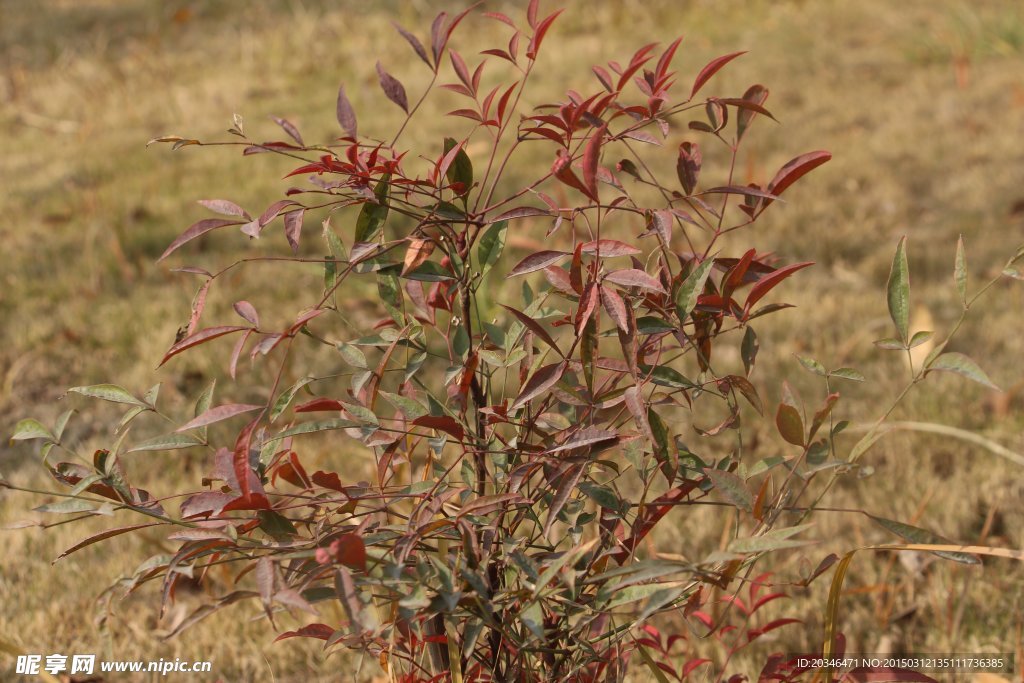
[[443, 137, 474, 191], [273, 419, 361, 440], [127, 433, 204, 453], [34, 499, 96, 514], [10, 419, 54, 442], [377, 266, 404, 324], [829, 367, 865, 382], [868, 514, 979, 564], [728, 523, 816, 554], [886, 236, 910, 345], [271, 377, 314, 422], [873, 337, 905, 351], [402, 261, 454, 282], [954, 235, 967, 306], [675, 257, 715, 320], [336, 342, 368, 368], [908, 330, 934, 349], [354, 174, 390, 243], [635, 316, 674, 335], [775, 383, 805, 447], [477, 220, 507, 277], [927, 352, 999, 390], [67, 384, 148, 407], [193, 380, 216, 440], [578, 482, 623, 512], [796, 354, 826, 376], [741, 326, 759, 376], [704, 468, 753, 512], [638, 363, 696, 389], [380, 391, 428, 420]]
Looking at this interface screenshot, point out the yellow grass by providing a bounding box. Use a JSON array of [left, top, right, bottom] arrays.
[[2, 0, 1024, 680]]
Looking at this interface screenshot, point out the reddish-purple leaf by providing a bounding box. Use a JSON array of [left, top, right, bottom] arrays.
[[547, 427, 617, 453], [575, 282, 599, 332], [604, 268, 666, 294], [623, 386, 652, 442], [376, 62, 409, 112], [274, 623, 335, 643], [198, 199, 250, 220], [600, 285, 629, 333], [55, 523, 160, 561], [233, 301, 259, 327], [158, 218, 243, 262], [229, 329, 253, 379], [676, 141, 701, 196], [161, 326, 250, 366], [392, 22, 432, 68], [500, 304, 564, 357], [402, 238, 435, 276], [744, 262, 814, 311], [492, 206, 551, 222], [176, 404, 263, 432], [259, 199, 300, 228], [270, 116, 304, 146], [509, 250, 569, 276], [512, 361, 567, 409], [582, 123, 607, 201], [186, 279, 211, 336], [580, 239, 641, 258], [284, 208, 304, 254], [336, 85, 357, 138], [703, 185, 780, 201], [690, 51, 746, 98], [766, 151, 832, 200], [412, 415, 465, 441]]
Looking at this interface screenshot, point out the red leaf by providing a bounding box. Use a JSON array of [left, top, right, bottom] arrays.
[[744, 262, 814, 312], [412, 415, 465, 441], [604, 268, 666, 294], [158, 218, 243, 262], [527, 9, 565, 60], [295, 398, 344, 413], [311, 470, 347, 493], [233, 418, 260, 500], [161, 326, 250, 366], [582, 123, 607, 202], [551, 151, 594, 200], [176, 404, 263, 432], [765, 151, 832, 202], [376, 62, 409, 112], [336, 85, 357, 138], [690, 51, 746, 98], [317, 533, 367, 571], [509, 250, 569, 276], [512, 361, 567, 410]]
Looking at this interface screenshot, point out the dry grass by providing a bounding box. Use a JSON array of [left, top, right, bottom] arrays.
[[2, 0, 1024, 680]]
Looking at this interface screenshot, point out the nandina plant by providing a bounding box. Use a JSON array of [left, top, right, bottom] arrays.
[[9, 3, 1024, 682]]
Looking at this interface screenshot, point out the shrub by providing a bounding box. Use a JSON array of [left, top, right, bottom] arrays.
[[8, 3, 1024, 681]]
